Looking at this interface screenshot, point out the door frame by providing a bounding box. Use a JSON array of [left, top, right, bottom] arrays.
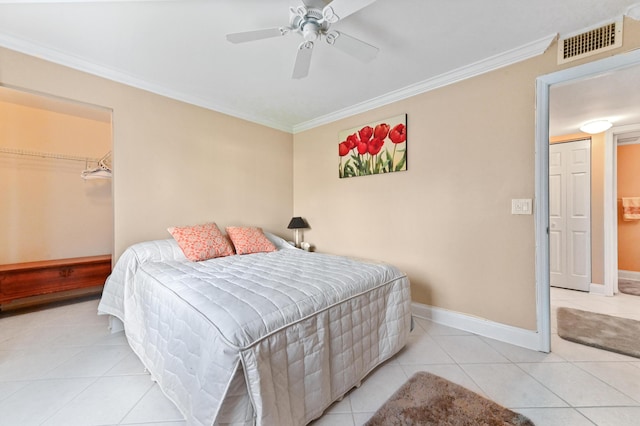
[[604, 123, 640, 296], [534, 48, 640, 352]]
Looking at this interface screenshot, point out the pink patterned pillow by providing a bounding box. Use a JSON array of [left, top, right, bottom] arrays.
[[226, 226, 276, 255], [168, 222, 235, 261]]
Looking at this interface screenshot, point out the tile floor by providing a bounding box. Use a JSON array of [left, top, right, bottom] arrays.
[[0, 287, 639, 425]]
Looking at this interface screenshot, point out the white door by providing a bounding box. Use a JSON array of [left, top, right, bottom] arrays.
[[549, 139, 591, 291]]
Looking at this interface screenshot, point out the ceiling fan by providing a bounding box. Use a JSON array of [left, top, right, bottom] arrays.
[[226, 0, 379, 79]]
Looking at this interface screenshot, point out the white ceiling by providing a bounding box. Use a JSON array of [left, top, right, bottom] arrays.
[[0, 0, 638, 134], [550, 62, 640, 136]]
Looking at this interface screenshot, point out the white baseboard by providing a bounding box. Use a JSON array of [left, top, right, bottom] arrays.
[[411, 302, 543, 352], [589, 283, 606, 295], [619, 270, 640, 282]]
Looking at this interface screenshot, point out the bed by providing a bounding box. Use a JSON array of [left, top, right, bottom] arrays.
[[98, 232, 411, 426]]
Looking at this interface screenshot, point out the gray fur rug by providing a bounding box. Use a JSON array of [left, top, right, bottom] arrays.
[[364, 371, 534, 426], [619, 279, 640, 296], [557, 307, 640, 358]]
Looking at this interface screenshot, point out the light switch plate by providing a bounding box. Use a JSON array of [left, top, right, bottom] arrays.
[[511, 199, 533, 215]]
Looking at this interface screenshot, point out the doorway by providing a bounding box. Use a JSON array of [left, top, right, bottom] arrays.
[[615, 129, 640, 293], [0, 85, 114, 265], [534, 49, 640, 352], [604, 124, 640, 296]]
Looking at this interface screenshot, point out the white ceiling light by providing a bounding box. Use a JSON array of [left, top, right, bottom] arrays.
[[580, 119, 613, 134]]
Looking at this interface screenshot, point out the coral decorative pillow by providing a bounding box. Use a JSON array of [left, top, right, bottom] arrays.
[[168, 222, 235, 261], [226, 226, 277, 255]]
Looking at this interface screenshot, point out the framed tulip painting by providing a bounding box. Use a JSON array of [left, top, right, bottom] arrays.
[[338, 114, 407, 179]]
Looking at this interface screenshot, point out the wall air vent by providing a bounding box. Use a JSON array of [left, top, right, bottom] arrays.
[[558, 21, 623, 64]]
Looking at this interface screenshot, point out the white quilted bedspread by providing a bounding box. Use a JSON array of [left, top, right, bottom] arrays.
[[98, 239, 411, 426]]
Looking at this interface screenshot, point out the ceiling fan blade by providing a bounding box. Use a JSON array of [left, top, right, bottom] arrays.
[[292, 41, 314, 79], [322, 0, 377, 23], [326, 31, 378, 62], [226, 27, 288, 43]]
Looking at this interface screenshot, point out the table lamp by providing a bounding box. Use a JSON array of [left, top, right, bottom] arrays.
[[287, 217, 309, 248]]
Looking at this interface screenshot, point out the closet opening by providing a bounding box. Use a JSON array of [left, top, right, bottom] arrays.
[[0, 85, 113, 310]]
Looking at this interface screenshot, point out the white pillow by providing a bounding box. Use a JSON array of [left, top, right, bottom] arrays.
[[263, 231, 297, 250]]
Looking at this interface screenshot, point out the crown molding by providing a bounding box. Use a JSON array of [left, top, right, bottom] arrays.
[[292, 33, 557, 134], [0, 33, 293, 133], [0, 31, 556, 135], [627, 3, 640, 20]]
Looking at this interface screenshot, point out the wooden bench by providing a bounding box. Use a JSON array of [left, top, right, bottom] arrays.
[[0, 255, 111, 310]]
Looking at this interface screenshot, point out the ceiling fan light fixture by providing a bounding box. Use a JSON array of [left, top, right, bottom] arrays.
[[579, 119, 613, 134], [302, 21, 320, 41]]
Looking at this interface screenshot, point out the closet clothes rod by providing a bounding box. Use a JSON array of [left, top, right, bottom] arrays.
[[0, 147, 99, 163]]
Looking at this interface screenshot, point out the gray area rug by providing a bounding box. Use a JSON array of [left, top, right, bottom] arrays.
[[557, 307, 640, 358], [364, 371, 534, 426], [619, 279, 640, 296]]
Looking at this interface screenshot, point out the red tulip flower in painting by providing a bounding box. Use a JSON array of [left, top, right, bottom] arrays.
[[339, 141, 350, 157], [368, 137, 384, 156], [346, 133, 359, 150], [389, 123, 406, 144], [374, 123, 390, 140], [388, 122, 407, 170], [357, 140, 369, 155], [359, 126, 373, 144], [338, 114, 407, 178]]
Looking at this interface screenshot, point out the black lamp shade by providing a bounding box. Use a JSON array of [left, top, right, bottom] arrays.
[[287, 217, 308, 229]]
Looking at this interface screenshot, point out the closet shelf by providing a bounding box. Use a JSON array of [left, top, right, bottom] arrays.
[[0, 146, 100, 163]]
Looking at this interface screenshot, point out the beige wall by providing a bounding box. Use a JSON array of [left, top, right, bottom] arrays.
[[0, 47, 294, 260], [550, 132, 605, 285], [293, 19, 640, 330], [591, 133, 606, 284], [0, 100, 112, 263], [2, 19, 639, 331]]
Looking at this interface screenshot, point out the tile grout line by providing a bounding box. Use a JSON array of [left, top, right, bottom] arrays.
[[37, 375, 102, 426]]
